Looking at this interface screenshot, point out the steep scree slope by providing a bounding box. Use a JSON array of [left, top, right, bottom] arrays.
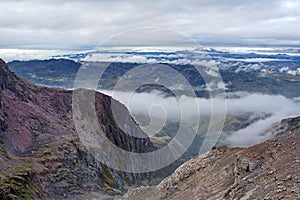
[[122, 117, 300, 200]]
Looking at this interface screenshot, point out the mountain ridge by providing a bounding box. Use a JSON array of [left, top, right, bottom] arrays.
[[122, 116, 300, 199], [0, 58, 157, 199]]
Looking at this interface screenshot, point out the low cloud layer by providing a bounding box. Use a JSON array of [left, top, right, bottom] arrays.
[[101, 90, 300, 147], [224, 110, 293, 147], [0, 49, 84, 62]]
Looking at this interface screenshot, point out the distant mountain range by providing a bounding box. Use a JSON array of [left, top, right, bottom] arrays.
[[8, 54, 300, 97], [51, 47, 300, 75]]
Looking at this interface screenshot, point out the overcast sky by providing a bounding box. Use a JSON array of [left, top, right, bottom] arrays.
[[0, 0, 300, 50]]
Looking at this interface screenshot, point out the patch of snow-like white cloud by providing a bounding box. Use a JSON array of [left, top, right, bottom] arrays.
[[84, 51, 221, 68], [100, 89, 300, 147], [0, 49, 85, 62]]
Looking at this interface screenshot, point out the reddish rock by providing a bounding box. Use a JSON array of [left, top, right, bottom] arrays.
[[0, 58, 156, 199]]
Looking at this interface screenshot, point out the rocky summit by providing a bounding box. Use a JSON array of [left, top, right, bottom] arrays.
[[0, 58, 156, 199]]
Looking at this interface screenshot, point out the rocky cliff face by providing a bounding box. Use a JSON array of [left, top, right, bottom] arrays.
[[122, 116, 300, 200], [0, 58, 156, 199]]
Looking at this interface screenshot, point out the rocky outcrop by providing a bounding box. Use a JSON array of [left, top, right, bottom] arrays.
[[122, 116, 300, 200], [0, 58, 156, 199], [0, 59, 16, 91]]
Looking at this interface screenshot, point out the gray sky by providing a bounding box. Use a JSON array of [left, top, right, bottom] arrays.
[[0, 0, 300, 49]]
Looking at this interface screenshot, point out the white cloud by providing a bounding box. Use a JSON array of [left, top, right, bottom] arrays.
[[224, 106, 299, 147], [0, 0, 300, 49], [100, 90, 300, 147], [287, 68, 300, 75], [0, 49, 84, 62]]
